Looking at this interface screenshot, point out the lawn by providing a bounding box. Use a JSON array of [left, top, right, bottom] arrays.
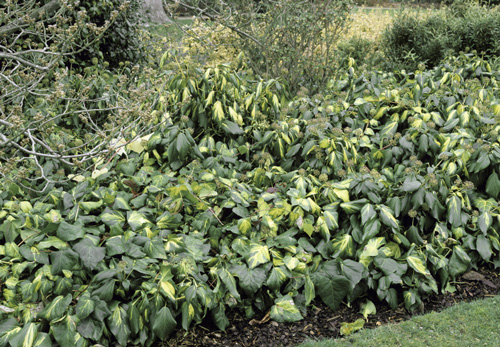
[[298, 296, 500, 347]]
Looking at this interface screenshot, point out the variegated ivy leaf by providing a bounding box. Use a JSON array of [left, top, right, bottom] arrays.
[[247, 243, 270, 269], [270, 295, 303, 323]]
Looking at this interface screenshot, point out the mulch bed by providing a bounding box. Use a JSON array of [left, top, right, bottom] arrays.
[[168, 268, 500, 347]]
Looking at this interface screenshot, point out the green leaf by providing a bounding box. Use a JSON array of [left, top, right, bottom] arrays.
[[108, 305, 131, 346], [157, 212, 183, 229], [0, 219, 20, 242], [33, 332, 52, 347], [403, 289, 420, 310], [38, 236, 67, 250], [181, 301, 195, 331], [77, 317, 104, 341], [50, 249, 79, 275], [485, 171, 500, 198], [266, 266, 289, 291], [270, 295, 303, 323], [323, 208, 339, 231], [152, 306, 176, 340], [56, 220, 85, 241], [472, 152, 490, 172], [0, 318, 20, 346], [340, 318, 365, 336], [478, 212, 492, 235], [127, 211, 150, 231], [159, 280, 176, 301], [401, 179, 422, 192], [105, 236, 126, 256], [360, 203, 376, 225], [222, 120, 244, 135], [360, 300, 376, 320], [312, 274, 350, 311], [362, 218, 381, 243], [73, 238, 105, 270], [93, 280, 115, 302], [262, 215, 278, 235], [333, 188, 350, 202], [50, 315, 77, 347], [341, 259, 365, 289], [474, 197, 498, 212], [213, 100, 225, 123], [38, 294, 72, 321], [114, 196, 131, 211], [44, 209, 62, 224], [305, 275, 315, 305], [380, 120, 398, 138], [128, 303, 142, 335], [379, 205, 399, 230], [283, 255, 300, 271], [247, 243, 270, 269], [211, 304, 229, 331], [238, 218, 252, 234], [231, 264, 266, 295], [75, 295, 95, 320], [218, 268, 241, 300], [332, 234, 354, 258], [144, 238, 167, 259], [407, 255, 430, 276], [476, 235, 492, 262], [9, 322, 37, 347], [176, 132, 190, 158], [374, 256, 407, 279], [92, 298, 112, 321], [199, 183, 218, 198], [360, 237, 386, 267], [449, 245, 471, 279], [447, 195, 462, 228], [100, 210, 126, 226], [80, 200, 103, 212], [340, 199, 368, 214]]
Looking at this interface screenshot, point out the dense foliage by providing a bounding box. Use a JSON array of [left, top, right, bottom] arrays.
[[73, 0, 146, 68], [382, 0, 500, 70], [1, 52, 500, 345]]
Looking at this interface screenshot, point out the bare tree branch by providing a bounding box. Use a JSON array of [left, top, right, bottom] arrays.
[[0, 0, 62, 37]]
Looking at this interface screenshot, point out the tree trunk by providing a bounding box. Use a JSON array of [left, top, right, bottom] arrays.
[[142, 0, 171, 23]]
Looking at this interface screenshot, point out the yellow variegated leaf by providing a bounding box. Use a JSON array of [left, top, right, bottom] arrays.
[[91, 167, 108, 179], [247, 243, 270, 269], [238, 218, 252, 235], [160, 281, 176, 301], [333, 189, 349, 202], [213, 101, 224, 123], [379, 205, 399, 230], [407, 255, 430, 276]]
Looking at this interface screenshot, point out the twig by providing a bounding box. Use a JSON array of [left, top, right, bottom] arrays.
[[194, 194, 224, 225]]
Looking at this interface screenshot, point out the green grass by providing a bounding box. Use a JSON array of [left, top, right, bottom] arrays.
[[297, 296, 500, 347]]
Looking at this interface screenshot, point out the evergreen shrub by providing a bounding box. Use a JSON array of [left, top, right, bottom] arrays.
[[382, 0, 500, 70]]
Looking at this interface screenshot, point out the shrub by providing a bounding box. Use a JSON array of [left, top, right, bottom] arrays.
[[174, 0, 354, 93], [382, 9, 453, 70], [382, 0, 500, 70], [72, 0, 146, 68], [336, 36, 384, 69]]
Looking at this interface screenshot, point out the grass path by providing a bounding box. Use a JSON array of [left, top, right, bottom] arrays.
[[297, 296, 500, 347]]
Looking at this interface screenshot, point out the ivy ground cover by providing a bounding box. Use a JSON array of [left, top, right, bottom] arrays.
[[1, 53, 500, 346]]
